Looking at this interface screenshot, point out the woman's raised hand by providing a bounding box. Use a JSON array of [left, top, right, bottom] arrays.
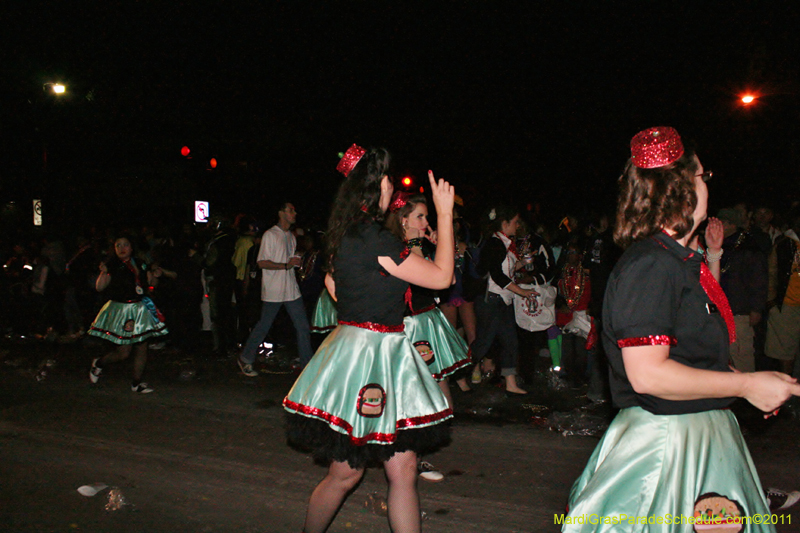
[[428, 170, 454, 217], [705, 217, 724, 252]]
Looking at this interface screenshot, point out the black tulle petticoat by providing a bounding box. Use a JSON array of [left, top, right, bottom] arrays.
[[286, 413, 451, 469]]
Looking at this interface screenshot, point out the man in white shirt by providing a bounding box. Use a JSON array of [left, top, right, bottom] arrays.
[[237, 202, 313, 376]]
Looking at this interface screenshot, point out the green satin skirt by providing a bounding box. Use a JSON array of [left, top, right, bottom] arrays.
[[403, 307, 471, 381], [88, 300, 168, 345], [310, 289, 337, 334], [563, 407, 774, 532], [283, 324, 452, 446]]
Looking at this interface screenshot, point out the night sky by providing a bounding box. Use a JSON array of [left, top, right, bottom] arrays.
[[2, 2, 799, 229]]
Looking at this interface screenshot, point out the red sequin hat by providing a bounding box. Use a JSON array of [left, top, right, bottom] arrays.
[[336, 144, 366, 177], [630, 127, 684, 169], [389, 191, 411, 213]]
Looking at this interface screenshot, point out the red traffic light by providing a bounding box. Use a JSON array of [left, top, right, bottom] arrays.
[[181, 146, 191, 157]]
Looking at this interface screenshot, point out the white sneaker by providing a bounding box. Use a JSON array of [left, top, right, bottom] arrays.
[[131, 382, 154, 393], [767, 488, 800, 511], [418, 461, 444, 482], [237, 358, 258, 377], [89, 358, 102, 383]]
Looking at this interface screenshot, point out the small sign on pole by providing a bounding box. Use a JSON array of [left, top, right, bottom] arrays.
[[195, 201, 209, 223], [33, 199, 42, 226]]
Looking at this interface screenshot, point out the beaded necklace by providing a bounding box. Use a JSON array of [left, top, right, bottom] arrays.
[[720, 231, 748, 274], [559, 264, 586, 310], [406, 237, 425, 249]]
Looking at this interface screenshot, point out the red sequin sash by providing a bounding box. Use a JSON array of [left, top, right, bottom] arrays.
[[404, 286, 413, 312], [123, 259, 142, 290], [699, 263, 737, 344]]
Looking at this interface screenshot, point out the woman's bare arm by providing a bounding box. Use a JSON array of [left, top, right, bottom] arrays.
[[325, 272, 337, 302], [622, 345, 800, 412], [96, 263, 110, 292]]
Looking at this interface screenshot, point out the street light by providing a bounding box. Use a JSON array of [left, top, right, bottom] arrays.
[[741, 94, 756, 105], [43, 82, 66, 95]]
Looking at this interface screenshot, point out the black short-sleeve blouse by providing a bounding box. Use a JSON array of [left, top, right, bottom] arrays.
[[334, 222, 410, 327], [103, 257, 144, 303], [406, 238, 438, 314], [602, 232, 735, 415]]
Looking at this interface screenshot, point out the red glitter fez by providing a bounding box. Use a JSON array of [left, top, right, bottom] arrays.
[[630, 127, 684, 169], [336, 144, 366, 177], [389, 191, 411, 213]]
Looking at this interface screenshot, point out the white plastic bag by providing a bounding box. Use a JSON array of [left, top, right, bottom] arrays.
[[514, 281, 557, 332], [562, 309, 592, 338]]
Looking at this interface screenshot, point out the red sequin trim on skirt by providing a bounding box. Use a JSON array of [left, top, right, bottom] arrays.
[[338, 320, 404, 333], [431, 349, 473, 381], [283, 398, 452, 445], [410, 304, 437, 316]]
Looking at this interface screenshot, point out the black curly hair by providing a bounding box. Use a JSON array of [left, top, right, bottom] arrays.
[[325, 148, 392, 270]]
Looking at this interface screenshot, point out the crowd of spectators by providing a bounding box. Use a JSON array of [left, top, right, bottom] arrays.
[[2, 197, 798, 392]]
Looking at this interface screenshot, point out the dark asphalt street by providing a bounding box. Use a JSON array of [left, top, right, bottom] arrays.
[[1, 337, 798, 532]]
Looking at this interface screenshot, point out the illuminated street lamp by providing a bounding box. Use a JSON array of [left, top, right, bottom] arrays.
[[36, 82, 69, 194], [43, 82, 66, 95], [740, 94, 756, 105]]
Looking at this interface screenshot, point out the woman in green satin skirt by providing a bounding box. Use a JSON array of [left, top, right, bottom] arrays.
[[563, 127, 800, 532], [87, 236, 168, 393], [387, 192, 473, 403], [310, 288, 337, 334], [403, 306, 471, 383], [283, 146, 458, 533], [403, 306, 471, 408]]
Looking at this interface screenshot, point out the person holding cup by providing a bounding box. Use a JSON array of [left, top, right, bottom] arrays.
[[237, 201, 313, 376]]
